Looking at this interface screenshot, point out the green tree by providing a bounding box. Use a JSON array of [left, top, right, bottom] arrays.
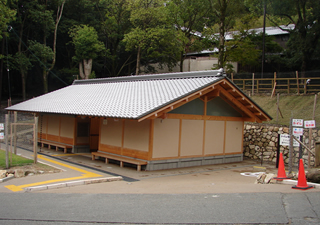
[[123, 0, 178, 75], [99, 0, 132, 76], [274, 0, 320, 73], [251, 0, 320, 74], [69, 25, 105, 79], [8, 0, 46, 99], [26, 0, 66, 93], [0, 0, 16, 102], [0, 0, 16, 40], [166, 0, 211, 72], [207, 0, 247, 69]]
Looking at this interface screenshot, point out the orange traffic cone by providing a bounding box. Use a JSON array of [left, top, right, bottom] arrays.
[[273, 153, 289, 180], [292, 159, 314, 190]]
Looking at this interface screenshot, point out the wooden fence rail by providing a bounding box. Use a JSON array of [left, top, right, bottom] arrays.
[[232, 77, 320, 95]]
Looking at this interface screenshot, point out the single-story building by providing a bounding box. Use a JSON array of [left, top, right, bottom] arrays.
[[6, 69, 271, 171]]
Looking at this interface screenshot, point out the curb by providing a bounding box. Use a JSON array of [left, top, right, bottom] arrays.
[[24, 176, 123, 192], [0, 175, 15, 183], [277, 179, 320, 188]]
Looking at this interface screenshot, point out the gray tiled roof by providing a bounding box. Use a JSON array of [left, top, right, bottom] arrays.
[[6, 70, 225, 119]]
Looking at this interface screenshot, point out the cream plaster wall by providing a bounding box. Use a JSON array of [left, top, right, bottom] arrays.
[[100, 119, 122, 147], [47, 115, 59, 135], [204, 120, 225, 155], [124, 120, 150, 152], [225, 121, 243, 153], [141, 57, 238, 73], [41, 115, 48, 134], [60, 116, 74, 138], [152, 119, 180, 158], [180, 119, 203, 156]]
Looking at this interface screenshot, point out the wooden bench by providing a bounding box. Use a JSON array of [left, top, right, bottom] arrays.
[[38, 140, 73, 153], [91, 151, 148, 171]]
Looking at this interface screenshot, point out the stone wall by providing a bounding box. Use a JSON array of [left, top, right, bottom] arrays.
[[243, 124, 320, 167], [0, 128, 34, 145]]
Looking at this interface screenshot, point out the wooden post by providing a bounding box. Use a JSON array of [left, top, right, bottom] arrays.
[[13, 111, 17, 154], [274, 72, 277, 89], [271, 82, 277, 98], [308, 128, 312, 168], [308, 94, 317, 168], [304, 78, 307, 94], [5, 114, 9, 169], [33, 116, 38, 164], [289, 116, 293, 174], [10, 123, 13, 165], [231, 73, 234, 82], [276, 93, 279, 123], [296, 71, 299, 94], [252, 73, 255, 96]]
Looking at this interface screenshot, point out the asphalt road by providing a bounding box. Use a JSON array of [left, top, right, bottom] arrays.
[[0, 192, 319, 225]]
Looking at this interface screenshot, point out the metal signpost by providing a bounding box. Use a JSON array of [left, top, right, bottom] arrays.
[[289, 119, 303, 174], [304, 120, 316, 168], [0, 123, 4, 151]]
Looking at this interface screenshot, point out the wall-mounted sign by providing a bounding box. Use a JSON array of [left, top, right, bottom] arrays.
[[0, 123, 4, 131], [304, 120, 316, 128], [292, 119, 303, 127], [293, 127, 304, 136], [280, 134, 299, 147], [0, 132, 4, 140]]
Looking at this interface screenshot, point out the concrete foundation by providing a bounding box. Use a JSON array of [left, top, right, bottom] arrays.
[[72, 145, 90, 153], [146, 154, 243, 171]]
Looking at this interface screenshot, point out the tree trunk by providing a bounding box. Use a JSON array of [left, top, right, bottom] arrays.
[[43, 69, 48, 93], [79, 59, 93, 79], [79, 62, 85, 79], [83, 59, 93, 79], [18, 21, 27, 100], [217, 0, 227, 69], [0, 38, 4, 106], [47, 1, 65, 75], [218, 17, 226, 68], [136, 46, 141, 75], [43, 0, 66, 93], [179, 51, 184, 72], [301, 55, 307, 78], [21, 70, 26, 100]]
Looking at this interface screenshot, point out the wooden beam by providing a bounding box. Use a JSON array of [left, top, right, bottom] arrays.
[[167, 113, 245, 121], [138, 81, 225, 122], [178, 119, 182, 157], [216, 86, 262, 123], [148, 120, 154, 160], [202, 96, 207, 156], [205, 89, 220, 98], [222, 79, 271, 120]]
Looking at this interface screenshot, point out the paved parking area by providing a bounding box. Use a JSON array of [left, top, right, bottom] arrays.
[[1, 143, 319, 194]]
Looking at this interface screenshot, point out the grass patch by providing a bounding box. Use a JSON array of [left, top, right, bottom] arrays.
[[0, 149, 33, 169], [251, 94, 320, 127]]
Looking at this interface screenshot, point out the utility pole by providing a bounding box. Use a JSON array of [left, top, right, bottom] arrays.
[[261, 0, 266, 78]]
